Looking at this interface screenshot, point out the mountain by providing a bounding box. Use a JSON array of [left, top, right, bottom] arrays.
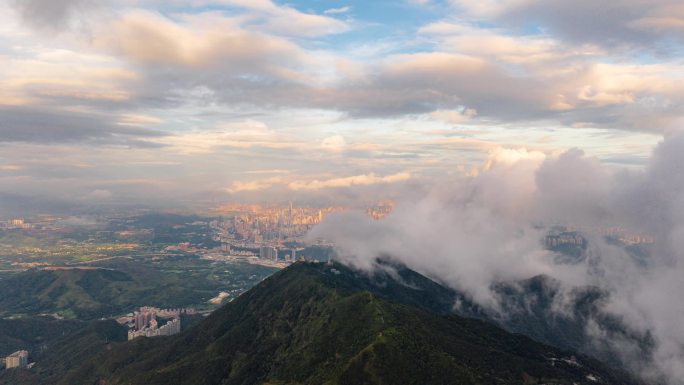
[[6, 261, 642, 385], [0, 316, 83, 356], [0, 319, 127, 384], [293, 260, 651, 372], [489, 275, 654, 370]]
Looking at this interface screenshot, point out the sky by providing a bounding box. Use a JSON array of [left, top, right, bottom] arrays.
[[1, 0, 684, 211]]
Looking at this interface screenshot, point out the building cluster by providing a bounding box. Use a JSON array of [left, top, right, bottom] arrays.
[[210, 203, 352, 246], [127, 307, 183, 341], [545, 231, 586, 248], [619, 234, 655, 245], [601, 227, 655, 245], [365, 201, 395, 220], [210, 202, 393, 250], [258, 246, 299, 262], [0, 218, 32, 230], [259, 246, 278, 260], [3, 350, 28, 369]]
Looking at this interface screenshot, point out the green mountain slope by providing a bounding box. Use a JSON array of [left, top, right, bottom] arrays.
[[24, 261, 641, 385], [0, 319, 128, 384], [0, 317, 83, 356], [0, 258, 275, 319]]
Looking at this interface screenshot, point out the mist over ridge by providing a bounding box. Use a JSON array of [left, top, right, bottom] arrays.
[[310, 131, 684, 384]]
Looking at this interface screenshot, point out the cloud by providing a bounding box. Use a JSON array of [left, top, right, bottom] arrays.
[[450, 0, 684, 50], [95, 10, 308, 69], [160, 120, 302, 154], [219, 0, 349, 37], [225, 172, 413, 195], [118, 114, 162, 125], [288, 172, 411, 191], [0, 106, 167, 146], [320, 135, 347, 152], [85, 189, 113, 200], [431, 108, 477, 124], [310, 132, 684, 383], [226, 176, 284, 193], [9, 0, 684, 134], [10, 0, 93, 31], [324, 6, 351, 15]]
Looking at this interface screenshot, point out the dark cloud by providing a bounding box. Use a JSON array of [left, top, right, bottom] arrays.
[[10, 0, 94, 31], [453, 0, 684, 52], [0, 106, 167, 146]]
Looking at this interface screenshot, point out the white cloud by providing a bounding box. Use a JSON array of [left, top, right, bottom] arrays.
[[85, 189, 113, 200], [309, 133, 684, 383], [431, 108, 477, 124], [226, 176, 284, 193], [288, 172, 411, 191], [160, 120, 302, 154], [324, 6, 351, 15], [320, 135, 347, 152]]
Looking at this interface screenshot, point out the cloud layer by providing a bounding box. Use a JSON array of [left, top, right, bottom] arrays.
[[0, 0, 680, 207]]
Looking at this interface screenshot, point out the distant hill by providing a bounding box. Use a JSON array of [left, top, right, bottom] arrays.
[[0, 267, 195, 319], [8, 261, 642, 385]]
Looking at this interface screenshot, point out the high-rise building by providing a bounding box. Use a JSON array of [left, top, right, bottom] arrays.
[[133, 308, 156, 331], [259, 246, 278, 260], [128, 318, 181, 340], [5, 350, 28, 369]]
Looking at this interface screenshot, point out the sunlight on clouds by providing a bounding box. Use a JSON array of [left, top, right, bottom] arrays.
[[117, 114, 163, 125], [0, 0, 679, 207], [431, 108, 477, 124], [226, 176, 285, 193], [288, 172, 411, 191], [96, 10, 305, 69], [320, 135, 347, 152], [160, 120, 302, 154]]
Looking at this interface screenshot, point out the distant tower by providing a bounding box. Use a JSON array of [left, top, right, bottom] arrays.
[[288, 201, 293, 226]]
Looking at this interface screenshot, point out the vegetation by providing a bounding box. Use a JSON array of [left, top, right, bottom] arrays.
[[2, 262, 643, 385], [0, 257, 277, 319], [0, 317, 83, 356], [0, 320, 127, 384]]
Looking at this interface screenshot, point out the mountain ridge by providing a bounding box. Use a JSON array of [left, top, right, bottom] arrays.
[[0, 261, 644, 385]]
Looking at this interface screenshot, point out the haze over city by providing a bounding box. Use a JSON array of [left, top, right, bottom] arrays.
[[2, 1, 684, 384]]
